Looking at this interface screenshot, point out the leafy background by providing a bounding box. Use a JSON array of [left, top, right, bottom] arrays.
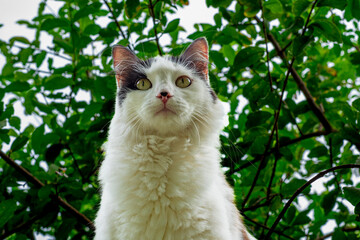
[[1, 0, 360, 239]]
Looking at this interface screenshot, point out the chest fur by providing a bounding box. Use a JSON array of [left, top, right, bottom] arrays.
[[99, 136, 222, 239]]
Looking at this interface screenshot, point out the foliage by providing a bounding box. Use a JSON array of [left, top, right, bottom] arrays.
[[1, 0, 360, 239]]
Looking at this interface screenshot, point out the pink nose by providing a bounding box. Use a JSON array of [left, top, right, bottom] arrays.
[[156, 91, 172, 104]]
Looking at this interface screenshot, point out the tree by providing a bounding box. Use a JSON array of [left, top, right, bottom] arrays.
[[1, 0, 360, 239]]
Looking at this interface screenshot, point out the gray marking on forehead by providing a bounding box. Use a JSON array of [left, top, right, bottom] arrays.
[[117, 55, 217, 105]]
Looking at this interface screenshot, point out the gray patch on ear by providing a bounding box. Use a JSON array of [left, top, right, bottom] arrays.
[[116, 58, 154, 106]]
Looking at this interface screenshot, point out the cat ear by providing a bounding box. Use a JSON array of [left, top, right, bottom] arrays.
[[112, 45, 139, 87], [181, 38, 209, 80]]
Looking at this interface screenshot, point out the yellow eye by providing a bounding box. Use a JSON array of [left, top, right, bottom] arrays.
[[175, 76, 192, 88], [136, 78, 152, 90]]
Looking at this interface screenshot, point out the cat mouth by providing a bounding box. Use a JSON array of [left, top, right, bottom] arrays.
[[155, 107, 176, 116]]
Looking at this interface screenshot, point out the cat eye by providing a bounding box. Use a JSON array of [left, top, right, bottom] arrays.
[[175, 76, 192, 88], [136, 78, 152, 90]]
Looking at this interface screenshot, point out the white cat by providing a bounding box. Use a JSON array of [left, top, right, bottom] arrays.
[[94, 38, 256, 240]]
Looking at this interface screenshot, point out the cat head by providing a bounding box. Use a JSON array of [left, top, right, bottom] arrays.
[[112, 38, 223, 138]]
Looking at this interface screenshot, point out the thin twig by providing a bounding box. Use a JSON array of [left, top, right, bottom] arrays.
[[230, 130, 332, 174], [241, 213, 295, 240], [315, 226, 360, 240], [302, 0, 318, 36], [354, 45, 360, 53], [242, 59, 295, 209], [264, 164, 360, 239], [0, 150, 95, 231], [65, 144, 85, 179], [148, 0, 163, 56], [13, 44, 72, 62], [103, 0, 128, 41], [259, 0, 273, 91], [329, 138, 341, 192]]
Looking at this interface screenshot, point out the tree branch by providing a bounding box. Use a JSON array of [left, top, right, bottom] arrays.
[[254, 15, 333, 133], [264, 164, 360, 239], [148, 0, 163, 56], [0, 150, 95, 232]]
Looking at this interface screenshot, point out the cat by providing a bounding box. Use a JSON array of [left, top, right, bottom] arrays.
[[94, 38, 256, 240]]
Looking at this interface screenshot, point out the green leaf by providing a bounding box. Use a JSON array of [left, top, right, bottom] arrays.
[[321, 190, 338, 215], [11, 135, 29, 152], [41, 18, 69, 31], [234, 47, 264, 69], [293, 211, 311, 225], [38, 185, 52, 200], [19, 48, 33, 65], [223, 45, 235, 65], [0, 129, 10, 144], [5, 81, 31, 92], [35, 51, 47, 67], [352, 98, 360, 111], [134, 41, 158, 53], [308, 145, 328, 158], [292, 0, 311, 16], [84, 24, 101, 35], [125, 0, 140, 18], [9, 36, 30, 46], [45, 143, 64, 162], [282, 178, 309, 197], [31, 124, 45, 154], [207, 0, 232, 8], [44, 75, 74, 90], [351, 0, 360, 19], [73, 3, 101, 21], [293, 35, 313, 56], [2, 63, 15, 77], [285, 206, 296, 224], [332, 228, 347, 239], [263, 0, 283, 13], [350, 52, 360, 65], [210, 51, 227, 69], [343, 187, 360, 206], [355, 202, 360, 221], [164, 19, 180, 33], [0, 199, 17, 228], [317, 0, 348, 10], [9, 117, 21, 130], [246, 111, 272, 128], [310, 19, 342, 42], [53, 37, 73, 53]]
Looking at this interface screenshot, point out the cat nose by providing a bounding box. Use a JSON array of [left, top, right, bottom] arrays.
[[160, 91, 168, 97], [156, 91, 172, 104]]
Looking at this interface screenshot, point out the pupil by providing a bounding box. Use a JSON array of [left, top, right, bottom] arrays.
[[142, 80, 145, 86]]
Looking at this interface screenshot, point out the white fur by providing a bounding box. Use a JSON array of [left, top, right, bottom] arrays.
[[95, 57, 255, 239]]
